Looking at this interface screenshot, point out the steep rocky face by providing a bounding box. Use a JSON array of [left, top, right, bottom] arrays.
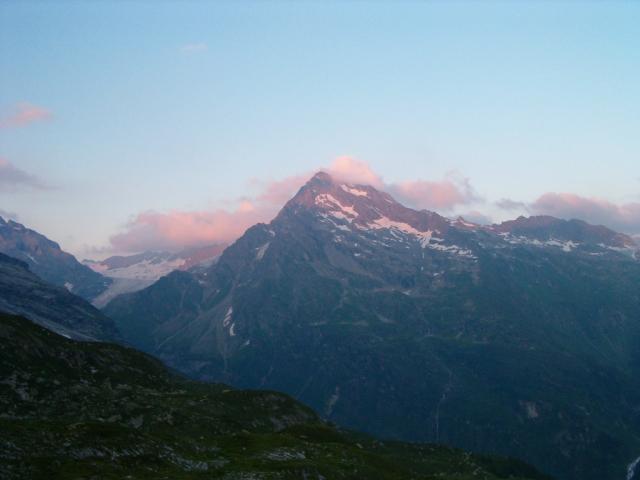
[[0, 253, 119, 341], [106, 172, 640, 480], [0, 313, 549, 480], [0, 216, 111, 300]]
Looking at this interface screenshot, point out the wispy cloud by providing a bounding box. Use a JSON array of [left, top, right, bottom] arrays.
[[321, 157, 478, 211], [0, 209, 18, 221], [460, 210, 493, 225], [0, 158, 49, 192], [323, 156, 384, 189], [108, 156, 481, 253], [496, 198, 529, 212], [0, 102, 52, 129], [388, 174, 479, 211], [181, 42, 208, 53]]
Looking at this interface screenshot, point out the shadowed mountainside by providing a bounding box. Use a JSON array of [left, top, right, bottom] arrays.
[[106, 172, 640, 480], [0, 313, 549, 480]]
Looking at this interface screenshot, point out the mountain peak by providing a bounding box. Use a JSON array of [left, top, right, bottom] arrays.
[[308, 170, 334, 184], [284, 170, 393, 213], [276, 171, 451, 238]]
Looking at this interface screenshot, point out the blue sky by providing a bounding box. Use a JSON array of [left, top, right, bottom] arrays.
[[1, 1, 639, 258]]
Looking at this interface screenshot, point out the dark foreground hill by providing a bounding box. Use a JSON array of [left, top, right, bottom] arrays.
[[0, 313, 548, 480], [106, 172, 640, 480]]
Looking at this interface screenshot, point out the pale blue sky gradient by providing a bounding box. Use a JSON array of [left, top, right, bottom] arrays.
[[1, 1, 639, 257]]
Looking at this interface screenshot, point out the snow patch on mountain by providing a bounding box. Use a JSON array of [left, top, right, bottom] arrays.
[[91, 278, 158, 309], [315, 194, 358, 221], [222, 306, 236, 337], [367, 216, 434, 248], [85, 245, 226, 307], [454, 217, 477, 228], [256, 242, 270, 260], [340, 185, 369, 197], [223, 307, 233, 327], [599, 243, 638, 258], [628, 456, 640, 480], [426, 242, 476, 258], [545, 239, 578, 252], [499, 233, 582, 252], [101, 258, 186, 280]]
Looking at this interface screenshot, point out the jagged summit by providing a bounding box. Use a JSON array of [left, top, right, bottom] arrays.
[[280, 170, 449, 233], [286, 170, 392, 206], [277, 171, 638, 258]]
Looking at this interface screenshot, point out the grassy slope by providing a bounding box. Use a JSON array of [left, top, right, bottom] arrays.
[[0, 313, 549, 480]]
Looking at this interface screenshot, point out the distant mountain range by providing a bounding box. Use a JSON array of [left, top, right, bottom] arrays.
[[0, 216, 111, 301], [105, 171, 640, 480], [85, 244, 226, 307], [0, 215, 224, 307]]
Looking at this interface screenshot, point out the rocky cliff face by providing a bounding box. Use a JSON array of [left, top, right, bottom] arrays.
[[106, 172, 640, 480], [0, 253, 119, 341], [0, 216, 111, 301]]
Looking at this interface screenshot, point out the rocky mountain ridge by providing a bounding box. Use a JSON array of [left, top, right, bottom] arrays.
[[105, 172, 640, 480], [0, 252, 119, 341], [0, 216, 111, 301]]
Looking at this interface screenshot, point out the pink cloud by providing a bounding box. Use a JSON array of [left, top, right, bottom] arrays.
[[110, 207, 271, 252], [323, 156, 384, 188], [252, 174, 310, 206], [322, 157, 476, 211], [249, 157, 387, 207], [0, 103, 52, 129], [530, 192, 640, 235], [111, 177, 305, 253], [109, 157, 480, 253], [389, 174, 478, 211]]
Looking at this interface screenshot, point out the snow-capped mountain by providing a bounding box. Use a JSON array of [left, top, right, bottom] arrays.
[[85, 244, 226, 307], [285, 172, 637, 260], [106, 171, 640, 480]]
